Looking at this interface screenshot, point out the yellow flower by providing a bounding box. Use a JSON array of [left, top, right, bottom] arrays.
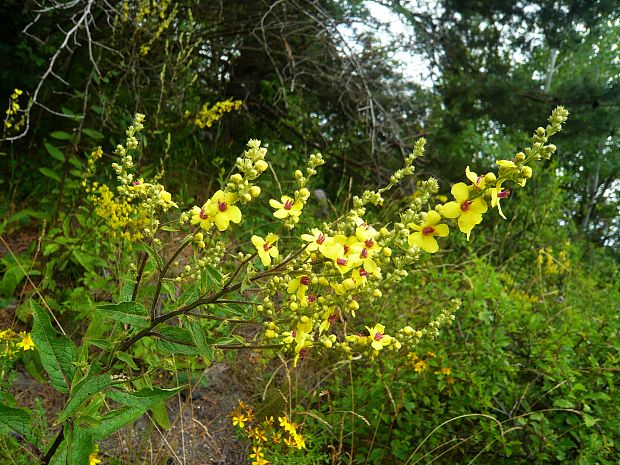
[[440, 182, 487, 239], [190, 205, 213, 230], [366, 323, 391, 352], [414, 359, 429, 373], [288, 275, 311, 301], [269, 195, 303, 219], [489, 186, 510, 219], [251, 233, 279, 266], [301, 228, 333, 256], [232, 413, 249, 428], [408, 210, 449, 253], [89, 446, 102, 465], [465, 166, 486, 190], [17, 332, 35, 351], [249, 446, 264, 459], [206, 190, 242, 231]]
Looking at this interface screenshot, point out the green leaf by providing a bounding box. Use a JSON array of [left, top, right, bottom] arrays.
[[82, 128, 104, 140], [89, 387, 183, 439], [71, 249, 95, 273], [553, 398, 575, 409], [50, 131, 73, 140], [187, 317, 214, 361], [30, 300, 77, 393], [0, 403, 31, 437], [161, 280, 176, 299], [149, 402, 171, 429], [155, 326, 198, 355], [140, 243, 163, 270], [66, 425, 93, 465], [44, 143, 66, 162], [107, 386, 184, 409], [176, 283, 200, 307], [115, 351, 139, 370], [57, 374, 112, 423], [95, 302, 150, 328], [39, 167, 61, 182], [583, 414, 597, 427]]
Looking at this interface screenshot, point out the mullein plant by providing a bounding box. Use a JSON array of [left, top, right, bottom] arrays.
[[9, 108, 567, 463]]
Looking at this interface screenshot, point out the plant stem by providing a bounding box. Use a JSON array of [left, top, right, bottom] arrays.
[[150, 238, 190, 320]]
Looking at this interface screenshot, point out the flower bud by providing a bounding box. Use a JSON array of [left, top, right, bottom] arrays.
[[515, 152, 526, 162], [522, 166, 533, 178], [195, 232, 204, 242], [249, 186, 261, 197], [230, 173, 243, 184], [484, 172, 497, 183], [373, 289, 382, 298], [342, 278, 356, 291], [299, 188, 310, 198], [295, 170, 303, 179], [349, 300, 359, 311], [403, 326, 414, 336], [255, 160, 268, 172], [382, 247, 392, 257]]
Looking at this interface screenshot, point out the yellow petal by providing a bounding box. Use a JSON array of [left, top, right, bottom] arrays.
[[451, 183, 470, 202], [435, 223, 449, 237], [228, 205, 242, 223], [441, 201, 461, 219], [426, 210, 441, 225], [215, 214, 230, 231], [421, 234, 439, 253], [251, 235, 264, 248], [269, 199, 283, 209]]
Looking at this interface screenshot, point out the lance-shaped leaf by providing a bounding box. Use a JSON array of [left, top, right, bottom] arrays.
[[95, 301, 150, 328], [186, 317, 214, 362], [0, 403, 31, 437], [31, 300, 77, 393], [89, 387, 184, 439], [66, 425, 93, 465], [154, 326, 199, 355], [57, 374, 113, 423]]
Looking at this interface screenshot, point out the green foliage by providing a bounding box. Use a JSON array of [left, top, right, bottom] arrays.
[[318, 243, 619, 464]]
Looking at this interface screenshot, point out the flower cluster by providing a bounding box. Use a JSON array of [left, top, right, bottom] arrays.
[[88, 114, 177, 240], [269, 153, 325, 229], [406, 351, 455, 385], [231, 401, 307, 465], [186, 139, 268, 232], [194, 98, 242, 129], [4, 88, 25, 133], [404, 106, 569, 249], [0, 328, 34, 361]]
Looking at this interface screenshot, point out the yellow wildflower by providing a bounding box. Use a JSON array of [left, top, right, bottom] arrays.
[[89, 445, 102, 465], [465, 166, 486, 190], [232, 413, 249, 428], [439, 182, 488, 239], [251, 233, 279, 266], [269, 195, 303, 219], [408, 210, 449, 253], [366, 323, 391, 352], [205, 190, 242, 231], [413, 360, 429, 373], [17, 333, 34, 351]]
